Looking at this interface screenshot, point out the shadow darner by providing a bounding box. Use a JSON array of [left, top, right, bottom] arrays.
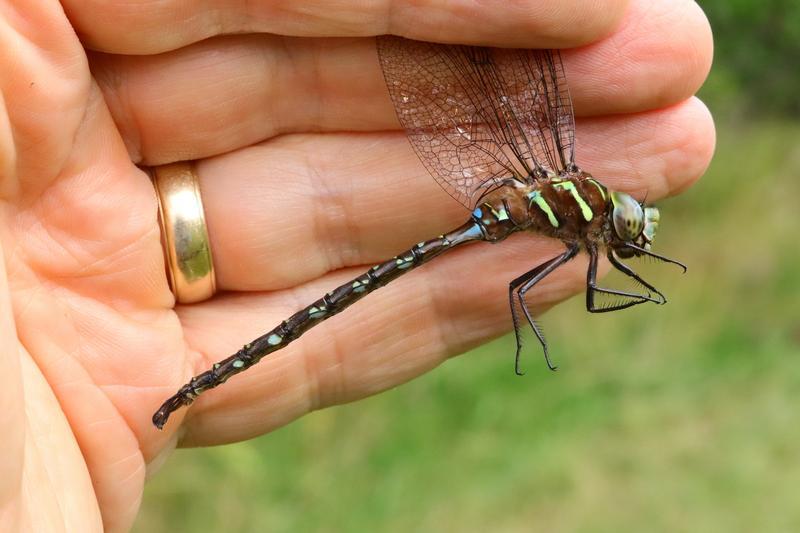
[[153, 36, 685, 429]]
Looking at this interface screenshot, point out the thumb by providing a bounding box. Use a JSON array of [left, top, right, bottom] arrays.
[[0, 241, 102, 531]]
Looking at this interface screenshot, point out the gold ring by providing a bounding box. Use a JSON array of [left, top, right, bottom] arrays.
[[151, 162, 216, 303]]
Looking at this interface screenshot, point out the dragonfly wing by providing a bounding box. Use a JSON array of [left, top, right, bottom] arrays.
[[498, 48, 576, 173], [377, 36, 577, 208]]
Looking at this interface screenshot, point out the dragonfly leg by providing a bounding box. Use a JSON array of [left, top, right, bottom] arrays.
[[508, 272, 531, 375], [508, 243, 579, 374], [607, 251, 667, 304], [585, 247, 660, 313]]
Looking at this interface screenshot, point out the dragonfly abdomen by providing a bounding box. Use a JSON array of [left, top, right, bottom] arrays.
[[152, 219, 487, 428]]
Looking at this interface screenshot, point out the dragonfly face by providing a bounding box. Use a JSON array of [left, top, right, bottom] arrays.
[[608, 191, 659, 258]]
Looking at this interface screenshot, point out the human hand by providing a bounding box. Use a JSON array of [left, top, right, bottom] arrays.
[[0, 0, 713, 531]]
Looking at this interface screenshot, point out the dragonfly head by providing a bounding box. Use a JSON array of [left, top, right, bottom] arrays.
[[608, 191, 659, 258]]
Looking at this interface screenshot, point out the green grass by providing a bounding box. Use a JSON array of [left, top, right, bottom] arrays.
[[135, 122, 800, 533]]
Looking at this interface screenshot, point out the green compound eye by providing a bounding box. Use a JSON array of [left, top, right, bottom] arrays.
[[610, 192, 644, 241]]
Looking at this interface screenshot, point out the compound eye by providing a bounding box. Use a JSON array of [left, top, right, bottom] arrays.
[[611, 192, 644, 241]]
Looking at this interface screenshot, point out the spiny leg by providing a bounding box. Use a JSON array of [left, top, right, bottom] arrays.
[[509, 271, 536, 376], [607, 251, 667, 304], [585, 247, 660, 313], [517, 283, 555, 372], [509, 254, 568, 374], [509, 266, 548, 375], [621, 243, 688, 273], [508, 243, 579, 374]]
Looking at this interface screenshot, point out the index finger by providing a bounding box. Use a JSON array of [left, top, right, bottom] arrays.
[[63, 0, 629, 54]]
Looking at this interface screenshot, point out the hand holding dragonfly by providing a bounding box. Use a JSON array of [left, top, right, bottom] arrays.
[[0, 0, 713, 530]]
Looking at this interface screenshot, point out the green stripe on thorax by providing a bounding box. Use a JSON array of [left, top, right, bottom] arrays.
[[586, 178, 607, 201], [526, 190, 560, 228], [552, 180, 594, 222]]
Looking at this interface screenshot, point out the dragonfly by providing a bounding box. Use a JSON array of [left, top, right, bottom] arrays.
[[153, 36, 686, 429]]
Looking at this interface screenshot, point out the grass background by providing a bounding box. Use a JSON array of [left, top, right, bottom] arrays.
[[135, 3, 800, 531]]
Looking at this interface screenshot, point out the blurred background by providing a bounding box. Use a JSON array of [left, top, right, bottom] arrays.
[[135, 2, 800, 531]]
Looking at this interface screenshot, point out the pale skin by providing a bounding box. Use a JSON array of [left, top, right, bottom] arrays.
[[0, 0, 714, 531]]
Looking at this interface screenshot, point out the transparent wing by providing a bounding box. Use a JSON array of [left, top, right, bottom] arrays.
[[377, 36, 577, 209], [503, 48, 576, 172]]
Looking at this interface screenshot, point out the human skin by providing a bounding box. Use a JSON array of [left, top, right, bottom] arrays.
[[0, 0, 714, 531]]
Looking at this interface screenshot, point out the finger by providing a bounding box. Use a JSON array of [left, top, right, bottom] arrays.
[[0, 241, 103, 530], [200, 97, 714, 292], [0, 245, 24, 518], [91, 0, 712, 165], [566, 0, 712, 116], [66, 0, 629, 55], [0, 0, 90, 195]]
